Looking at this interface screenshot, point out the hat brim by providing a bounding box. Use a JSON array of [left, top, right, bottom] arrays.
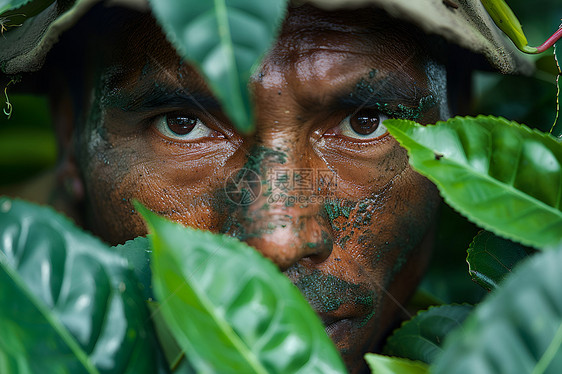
[[0, 0, 533, 75]]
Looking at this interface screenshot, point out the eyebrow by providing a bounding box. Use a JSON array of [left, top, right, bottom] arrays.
[[322, 72, 437, 120], [102, 82, 221, 113]]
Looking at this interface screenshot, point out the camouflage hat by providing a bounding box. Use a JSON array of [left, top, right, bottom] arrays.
[[0, 0, 533, 76]]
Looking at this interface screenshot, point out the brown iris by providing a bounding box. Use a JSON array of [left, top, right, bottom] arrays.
[[167, 115, 198, 136], [349, 109, 382, 135]]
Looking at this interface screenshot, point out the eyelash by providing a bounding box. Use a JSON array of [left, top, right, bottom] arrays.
[[147, 111, 226, 142]]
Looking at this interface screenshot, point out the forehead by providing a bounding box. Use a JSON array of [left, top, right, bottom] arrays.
[[97, 5, 436, 89]]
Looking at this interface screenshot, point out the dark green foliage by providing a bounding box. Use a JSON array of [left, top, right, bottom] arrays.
[[420, 203, 485, 304], [467, 230, 533, 291], [383, 305, 473, 364], [0, 95, 55, 186], [433, 245, 562, 374]]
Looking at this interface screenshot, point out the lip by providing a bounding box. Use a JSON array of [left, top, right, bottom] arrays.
[[321, 316, 357, 344], [322, 315, 345, 333]]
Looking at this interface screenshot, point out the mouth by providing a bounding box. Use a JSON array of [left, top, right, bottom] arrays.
[[322, 314, 347, 335], [320, 314, 361, 350]]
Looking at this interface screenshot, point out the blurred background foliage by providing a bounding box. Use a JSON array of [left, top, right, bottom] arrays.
[[0, 0, 560, 305], [0, 94, 56, 186]]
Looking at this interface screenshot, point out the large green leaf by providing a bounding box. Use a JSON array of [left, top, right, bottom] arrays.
[[385, 116, 562, 249], [0, 197, 157, 374], [383, 304, 472, 364], [467, 230, 533, 291], [148, 0, 287, 134], [364, 354, 429, 374], [136, 203, 348, 374], [432, 245, 562, 374]]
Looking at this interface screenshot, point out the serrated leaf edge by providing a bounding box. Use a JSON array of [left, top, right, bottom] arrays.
[[136, 203, 268, 374], [385, 116, 562, 249]]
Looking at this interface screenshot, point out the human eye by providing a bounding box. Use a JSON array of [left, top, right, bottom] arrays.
[[333, 109, 388, 141], [153, 112, 218, 141]]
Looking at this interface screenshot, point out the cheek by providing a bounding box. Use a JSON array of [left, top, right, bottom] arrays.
[[316, 148, 439, 314], [80, 126, 239, 244], [338, 167, 438, 273]]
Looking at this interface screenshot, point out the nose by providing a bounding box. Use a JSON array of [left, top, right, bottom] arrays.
[[223, 148, 334, 271], [241, 209, 333, 271]]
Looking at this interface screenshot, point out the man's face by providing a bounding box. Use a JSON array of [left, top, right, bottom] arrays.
[[69, 5, 444, 373]]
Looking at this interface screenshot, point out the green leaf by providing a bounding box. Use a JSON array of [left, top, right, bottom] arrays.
[[364, 354, 429, 374], [147, 301, 188, 372], [383, 305, 472, 364], [480, 0, 535, 53], [385, 116, 562, 249], [0, 197, 157, 374], [0, 0, 56, 24], [467, 230, 534, 291], [113, 236, 153, 300], [432, 245, 562, 374], [148, 0, 287, 134], [136, 202, 348, 374], [0, 0, 31, 15]]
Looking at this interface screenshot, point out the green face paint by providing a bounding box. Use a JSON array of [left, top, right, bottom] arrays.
[[295, 269, 376, 314], [243, 144, 287, 176], [351, 70, 437, 121]]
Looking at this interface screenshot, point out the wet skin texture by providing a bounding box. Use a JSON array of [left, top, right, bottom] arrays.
[[52, 5, 446, 373]]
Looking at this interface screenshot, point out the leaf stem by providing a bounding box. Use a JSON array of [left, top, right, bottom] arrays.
[[535, 26, 562, 53]]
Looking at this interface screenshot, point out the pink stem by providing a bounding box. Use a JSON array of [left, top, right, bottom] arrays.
[[536, 26, 562, 53]]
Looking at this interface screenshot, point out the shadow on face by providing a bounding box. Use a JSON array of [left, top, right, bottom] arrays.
[[47, 4, 446, 373]]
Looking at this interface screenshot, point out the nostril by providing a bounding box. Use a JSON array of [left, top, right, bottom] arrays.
[[307, 229, 333, 264]]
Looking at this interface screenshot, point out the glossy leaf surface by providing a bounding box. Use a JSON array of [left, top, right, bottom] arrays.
[[383, 304, 472, 364], [467, 230, 533, 291], [433, 245, 562, 373], [148, 0, 287, 134], [364, 354, 429, 374], [385, 116, 562, 249], [0, 198, 157, 374], [137, 203, 347, 374]]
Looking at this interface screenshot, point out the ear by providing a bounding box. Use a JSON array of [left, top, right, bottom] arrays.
[[48, 79, 85, 226]]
